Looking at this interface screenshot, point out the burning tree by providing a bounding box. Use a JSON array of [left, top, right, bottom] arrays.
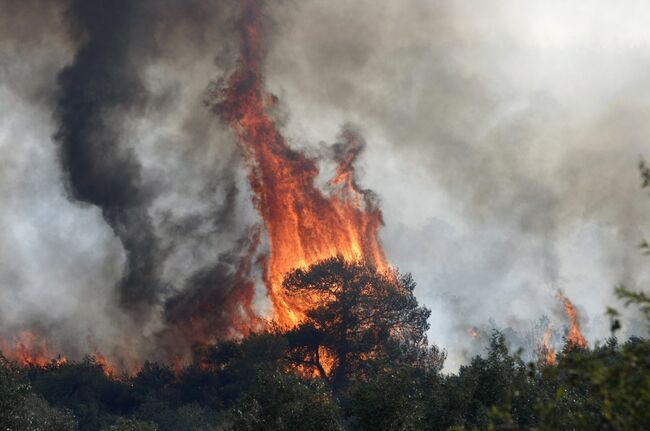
[[281, 257, 435, 389], [212, 0, 388, 329], [557, 291, 588, 350]]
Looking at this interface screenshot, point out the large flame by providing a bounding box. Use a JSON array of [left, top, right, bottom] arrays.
[[213, 0, 387, 326]]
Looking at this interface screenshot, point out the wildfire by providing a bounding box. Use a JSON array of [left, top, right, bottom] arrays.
[[213, 0, 387, 326], [558, 291, 587, 349], [0, 331, 67, 368]]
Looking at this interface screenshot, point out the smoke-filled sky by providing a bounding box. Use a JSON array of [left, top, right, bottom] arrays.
[[1, 0, 649, 371]]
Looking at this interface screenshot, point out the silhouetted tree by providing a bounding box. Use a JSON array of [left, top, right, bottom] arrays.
[[282, 257, 432, 389]]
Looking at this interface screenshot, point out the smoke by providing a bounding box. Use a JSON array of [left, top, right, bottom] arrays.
[[158, 227, 262, 364], [55, 0, 158, 315], [0, 0, 262, 366], [1, 0, 650, 370], [263, 0, 650, 369]]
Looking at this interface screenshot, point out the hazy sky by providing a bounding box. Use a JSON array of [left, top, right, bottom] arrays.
[[1, 0, 649, 370]]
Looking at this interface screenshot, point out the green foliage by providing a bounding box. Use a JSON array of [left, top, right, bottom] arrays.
[[433, 331, 537, 430], [225, 368, 342, 431], [614, 284, 650, 325], [535, 291, 650, 431], [0, 354, 78, 430], [344, 359, 431, 430], [0, 355, 31, 429], [27, 357, 133, 430], [135, 398, 221, 431], [195, 331, 289, 406]]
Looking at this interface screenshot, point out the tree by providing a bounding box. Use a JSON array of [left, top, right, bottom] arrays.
[[344, 358, 431, 431], [534, 285, 650, 431], [0, 354, 78, 431], [27, 357, 135, 430], [194, 332, 289, 406], [282, 257, 433, 389]]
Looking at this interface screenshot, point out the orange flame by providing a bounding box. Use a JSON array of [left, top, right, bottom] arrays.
[[214, 0, 387, 326], [93, 352, 118, 378], [558, 292, 587, 349], [0, 331, 67, 368], [540, 323, 557, 365], [0, 331, 131, 379]]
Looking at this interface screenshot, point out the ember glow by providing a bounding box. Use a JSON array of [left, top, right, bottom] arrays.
[[213, 0, 388, 326]]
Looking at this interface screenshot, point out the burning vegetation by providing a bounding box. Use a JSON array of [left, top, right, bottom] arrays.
[[539, 322, 557, 365], [558, 291, 588, 349], [0, 331, 67, 369], [212, 0, 387, 327]]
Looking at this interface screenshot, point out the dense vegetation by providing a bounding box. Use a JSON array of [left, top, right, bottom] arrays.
[[1, 166, 650, 430], [2, 273, 649, 430]]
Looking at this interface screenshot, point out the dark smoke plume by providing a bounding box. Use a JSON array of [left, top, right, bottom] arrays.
[[159, 228, 262, 361], [54, 0, 160, 316], [49, 0, 262, 365]]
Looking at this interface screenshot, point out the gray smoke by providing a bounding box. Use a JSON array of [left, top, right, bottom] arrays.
[[0, 0, 261, 367], [263, 0, 650, 369]]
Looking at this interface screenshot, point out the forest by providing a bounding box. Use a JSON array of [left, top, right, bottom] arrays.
[[1, 164, 649, 431]]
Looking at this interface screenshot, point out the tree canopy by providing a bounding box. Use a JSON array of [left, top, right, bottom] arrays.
[[282, 257, 436, 388]]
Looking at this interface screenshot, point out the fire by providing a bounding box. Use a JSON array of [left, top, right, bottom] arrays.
[[0, 331, 129, 379], [93, 352, 118, 378], [558, 291, 587, 349], [318, 346, 336, 375], [213, 0, 387, 326], [0, 331, 67, 368], [540, 323, 557, 365], [468, 327, 479, 338], [162, 229, 264, 357]]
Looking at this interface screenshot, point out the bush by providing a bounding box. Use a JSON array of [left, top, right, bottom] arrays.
[[226, 368, 342, 431]]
